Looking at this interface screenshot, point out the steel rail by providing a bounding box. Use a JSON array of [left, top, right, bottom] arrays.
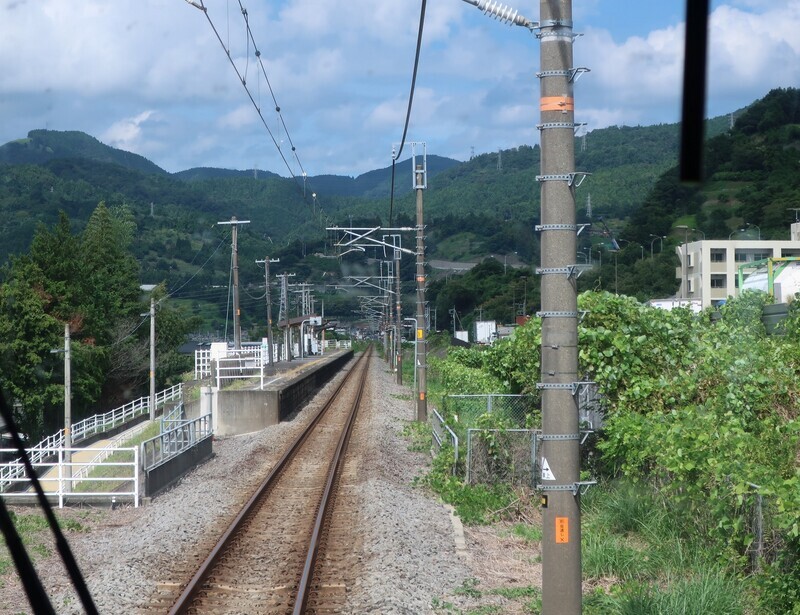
[[293, 347, 370, 613], [168, 349, 369, 614]]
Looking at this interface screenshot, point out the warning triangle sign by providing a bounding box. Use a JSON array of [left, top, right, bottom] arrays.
[[541, 457, 556, 481]]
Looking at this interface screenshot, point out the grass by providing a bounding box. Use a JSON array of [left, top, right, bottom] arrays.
[[0, 510, 90, 580], [404, 362, 764, 614], [74, 422, 160, 493], [581, 479, 758, 614], [510, 522, 542, 544], [401, 420, 432, 453], [435, 578, 542, 615]]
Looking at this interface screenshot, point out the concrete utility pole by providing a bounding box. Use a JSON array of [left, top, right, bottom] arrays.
[[414, 161, 427, 423], [51, 324, 73, 472], [256, 257, 280, 368], [537, 1, 583, 612], [277, 273, 296, 361], [64, 323, 72, 470], [218, 217, 251, 350], [395, 255, 403, 384], [149, 296, 156, 421]]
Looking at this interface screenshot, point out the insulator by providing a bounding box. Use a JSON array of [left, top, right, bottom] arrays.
[[478, 0, 522, 26]]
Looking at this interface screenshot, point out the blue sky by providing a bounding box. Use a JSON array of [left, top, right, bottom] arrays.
[[1, 1, 798, 179]]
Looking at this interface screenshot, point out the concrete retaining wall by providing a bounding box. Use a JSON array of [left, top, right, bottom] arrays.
[[144, 435, 213, 497], [276, 351, 354, 421], [200, 350, 354, 437]]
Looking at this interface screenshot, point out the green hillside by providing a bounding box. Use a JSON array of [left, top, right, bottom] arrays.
[[1, 88, 798, 333], [0, 129, 167, 175]]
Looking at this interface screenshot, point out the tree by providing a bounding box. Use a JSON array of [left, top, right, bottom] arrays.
[[0, 257, 63, 439]]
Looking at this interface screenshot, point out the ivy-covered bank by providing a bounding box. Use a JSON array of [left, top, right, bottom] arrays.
[[425, 291, 800, 613]]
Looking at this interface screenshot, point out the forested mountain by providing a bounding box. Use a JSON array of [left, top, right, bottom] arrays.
[[0, 129, 167, 175], [622, 87, 800, 245], [1, 89, 798, 335]]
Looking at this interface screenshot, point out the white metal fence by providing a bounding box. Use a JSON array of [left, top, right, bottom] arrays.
[[431, 409, 459, 474], [0, 384, 182, 492], [323, 339, 352, 350], [195, 340, 353, 380], [140, 414, 212, 471], [72, 383, 182, 443], [0, 447, 139, 508]]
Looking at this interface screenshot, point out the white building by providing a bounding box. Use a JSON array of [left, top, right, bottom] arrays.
[[675, 223, 800, 308]]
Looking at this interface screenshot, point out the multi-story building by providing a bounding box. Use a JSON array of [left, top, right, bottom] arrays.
[[675, 223, 800, 308]]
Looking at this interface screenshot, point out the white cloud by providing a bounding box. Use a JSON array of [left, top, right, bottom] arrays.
[[2, 1, 800, 176], [218, 105, 259, 130], [101, 110, 157, 153]]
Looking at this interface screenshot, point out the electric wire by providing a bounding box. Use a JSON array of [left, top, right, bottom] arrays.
[[185, 0, 322, 226], [165, 233, 230, 300], [389, 0, 427, 225]]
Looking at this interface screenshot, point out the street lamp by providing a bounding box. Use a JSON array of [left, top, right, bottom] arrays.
[[745, 222, 761, 239], [649, 234, 665, 258], [729, 228, 745, 239], [692, 228, 705, 240], [620, 238, 644, 260]]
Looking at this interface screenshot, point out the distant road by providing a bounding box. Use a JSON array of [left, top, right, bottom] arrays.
[[428, 260, 477, 272]]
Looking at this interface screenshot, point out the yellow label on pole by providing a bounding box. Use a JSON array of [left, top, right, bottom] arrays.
[[419, 392, 426, 401], [555, 517, 569, 543], [417, 329, 423, 339]]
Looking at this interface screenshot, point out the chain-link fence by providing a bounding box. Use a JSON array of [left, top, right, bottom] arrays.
[[742, 484, 783, 572], [441, 394, 539, 430], [466, 428, 541, 486], [435, 391, 605, 487]]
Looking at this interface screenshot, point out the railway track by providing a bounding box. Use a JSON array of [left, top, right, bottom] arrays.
[[149, 349, 371, 614]]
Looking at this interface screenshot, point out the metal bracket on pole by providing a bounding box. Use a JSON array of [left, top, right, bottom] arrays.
[[535, 121, 588, 135], [537, 430, 593, 444], [535, 224, 576, 232], [536, 266, 582, 280], [539, 18, 573, 28], [537, 122, 575, 131], [536, 67, 589, 83], [536, 480, 596, 496], [536, 311, 579, 318], [536, 382, 574, 390], [535, 172, 591, 187], [536, 381, 596, 396]]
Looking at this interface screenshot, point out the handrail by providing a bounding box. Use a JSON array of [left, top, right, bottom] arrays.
[[140, 414, 212, 472], [0, 384, 182, 491]]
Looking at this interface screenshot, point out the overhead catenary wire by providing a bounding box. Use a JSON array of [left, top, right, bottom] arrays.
[[389, 0, 427, 226], [184, 0, 323, 227]]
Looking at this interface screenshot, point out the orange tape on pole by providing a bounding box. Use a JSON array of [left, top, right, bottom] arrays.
[[540, 96, 574, 112], [555, 517, 569, 543]]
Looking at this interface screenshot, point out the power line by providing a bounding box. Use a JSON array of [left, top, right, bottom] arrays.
[[389, 0, 427, 225], [165, 234, 229, 300], [185, 0, 326, 228]]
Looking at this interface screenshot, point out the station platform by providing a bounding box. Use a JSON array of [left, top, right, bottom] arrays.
[[188, 349, 355, 437]]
